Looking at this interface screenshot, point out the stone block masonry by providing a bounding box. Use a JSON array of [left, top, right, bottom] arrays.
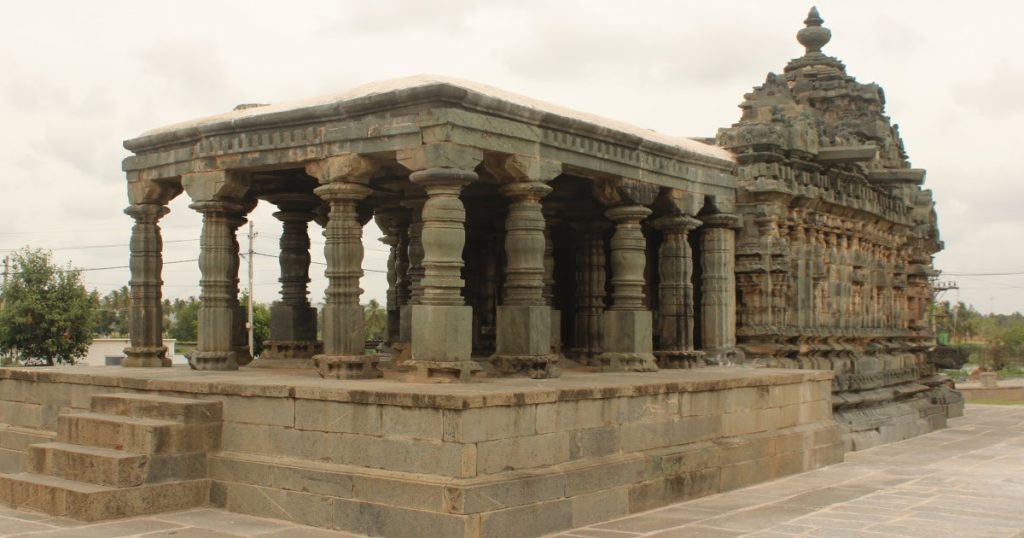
[[0, 366, 840, 537]]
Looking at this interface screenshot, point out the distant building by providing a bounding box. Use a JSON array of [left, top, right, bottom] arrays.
[[80, 338, 180, 366]]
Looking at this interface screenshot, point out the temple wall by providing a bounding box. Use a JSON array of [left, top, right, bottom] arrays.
[[0, 367, 841, 537]]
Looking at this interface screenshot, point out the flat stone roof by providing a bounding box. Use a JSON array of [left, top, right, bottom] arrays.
[[124, 75, 734, 166]]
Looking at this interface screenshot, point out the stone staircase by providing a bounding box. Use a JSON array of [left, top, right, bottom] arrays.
[[0, 393, 221, 521]]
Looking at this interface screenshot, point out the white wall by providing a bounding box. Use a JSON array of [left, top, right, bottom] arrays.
[[80, 339, 181, 366]]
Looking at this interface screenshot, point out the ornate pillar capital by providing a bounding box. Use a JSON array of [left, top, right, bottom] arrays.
[[485, 154, 562, 184], [313, 181, 373, 204], [700, 212, 742, 229], [651, 214, 702, 233], [124, 203, 169, 223], [499, 181, 553, 202], [605, 204, 652, 225], [397, 143, 483, 174], [182, 170, 250, 204], [305, 154, 377, 185]]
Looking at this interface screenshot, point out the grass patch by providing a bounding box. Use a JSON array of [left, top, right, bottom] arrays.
[[942, 369, 968, 382], [969, 399, 1024, 406]]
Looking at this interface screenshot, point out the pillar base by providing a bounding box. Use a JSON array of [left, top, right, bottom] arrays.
[[656, 350, 707, 369], [188, 351, 238, 371], [313, 354, 382, 380], [411, 304, 472, 362], [250, 340, 322, 369], [122, 346, 171, 368], [403, 359, 481, 383], [491, 353, 561, 379], [399, 305, 413, 344], [704, 347, 746, 366], [257, 340, 322, 361], [591, 352, 658, 372], [409, 304, 477, 382], [496, 305, 551, 355], [596, 310, 658, 372]]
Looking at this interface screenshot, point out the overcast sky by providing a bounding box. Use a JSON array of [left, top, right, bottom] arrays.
[[0, 0, 1020, 314]]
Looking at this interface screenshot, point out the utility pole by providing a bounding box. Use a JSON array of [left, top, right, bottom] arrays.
[[247, 221, 256, 357], [929, 279, 959, 343], [1, 255, 8, 311]]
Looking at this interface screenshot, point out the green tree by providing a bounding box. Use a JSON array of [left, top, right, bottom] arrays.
[[92, 285, 130, 337], [167, 297, 200, 342], [0, 248, 97, 365], [363, 299, 386, 341], [252, 302, 270, 356]]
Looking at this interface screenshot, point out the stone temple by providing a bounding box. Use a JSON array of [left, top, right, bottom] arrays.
[[0, 9, 962, 537]]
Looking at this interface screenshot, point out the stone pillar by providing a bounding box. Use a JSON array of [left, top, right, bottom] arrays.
[[492, 181, 558, 378], [253, 194, 322, 368], [307, 154, 379, 379], [543, 210, 562, 358], [406, 168, 478, 380], [189, 200, 245, 370], [570, 223, 608, 361], [700, 212, 743, 364], [651, 214, 704, 369], [595, 205, 658, 372], [314, 181, 376, 378], [398, 198, 426, 346], [123, 203, 171, 367], [397, 144, 483, 381], [227, 211, 253, 366], [374, 207, 410, 352]]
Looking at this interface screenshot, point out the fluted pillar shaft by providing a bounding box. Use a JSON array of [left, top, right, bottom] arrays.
[[190, 200, 244, 371], [571, 223, 607, 360], [227, 213, 252, 366], [700, 213, 742, 363], [596, 205, 658, 372], [393, 197, 421, 344], [493, 182, 558, 378], [375, 207, 410, 349], [123, 203, 170, 367], [277, 213, 313, 308], [543, 212, 562, 357], [652, 214, 703, 368], [311, 181, 379, 378]]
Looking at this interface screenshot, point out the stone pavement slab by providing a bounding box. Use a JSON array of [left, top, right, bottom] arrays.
[[0, 507, 361, 537], [1, 404, 1022, 538], [558, 404, 1024, 538]]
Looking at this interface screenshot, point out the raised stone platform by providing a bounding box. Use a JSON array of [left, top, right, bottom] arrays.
[[0, 366, 841, 537]]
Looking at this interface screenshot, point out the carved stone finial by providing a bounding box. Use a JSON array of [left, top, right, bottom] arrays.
[[797, 6, 831, 54]]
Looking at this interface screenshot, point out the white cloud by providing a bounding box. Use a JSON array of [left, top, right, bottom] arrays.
[[0, 0, 1020, 313]]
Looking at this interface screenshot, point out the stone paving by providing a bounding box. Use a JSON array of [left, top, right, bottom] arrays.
[[557, 404, 1024, 538], [0, 404, 1021, 538]]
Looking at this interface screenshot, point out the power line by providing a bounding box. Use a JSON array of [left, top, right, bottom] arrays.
[[0, 239, 199, 252], [6, 258, 198, 275]]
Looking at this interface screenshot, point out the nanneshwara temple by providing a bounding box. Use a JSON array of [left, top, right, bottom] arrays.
[[0, 9, 963, 537]]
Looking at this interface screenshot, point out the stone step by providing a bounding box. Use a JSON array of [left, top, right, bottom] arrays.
[[57, 412, 220, 454], [91, 393, 222, 424], [0, 472, 209, 521], [27, 442, 149, 488]]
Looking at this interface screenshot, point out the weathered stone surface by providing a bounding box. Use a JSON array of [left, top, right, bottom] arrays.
[[57, 413, 220, 454], [0, 473, 210, 521]]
